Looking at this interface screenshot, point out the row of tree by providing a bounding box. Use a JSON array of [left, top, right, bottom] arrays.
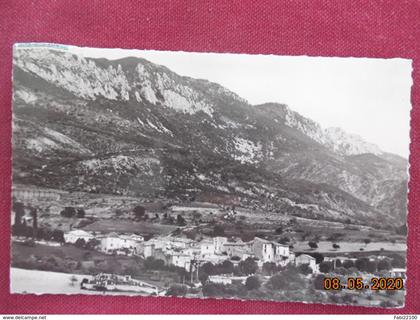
[[60, 207, 86, 218], [12, 223, 65, 243], [133, 205, 188, 226], [199, 265, 307, 298], [74, 238, 101, 250], [198, 257, 259, 283], [318, 256, 402, 274]]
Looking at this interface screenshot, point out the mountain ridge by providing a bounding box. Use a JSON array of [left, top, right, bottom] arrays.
[[12, 47, 408, 227]]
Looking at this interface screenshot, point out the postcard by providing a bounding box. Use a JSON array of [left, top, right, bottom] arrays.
[[10, 43, 412, 307]]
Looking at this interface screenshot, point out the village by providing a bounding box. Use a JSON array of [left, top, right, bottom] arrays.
[[62, 229, 306, 277], [10, 185, 407, 306]]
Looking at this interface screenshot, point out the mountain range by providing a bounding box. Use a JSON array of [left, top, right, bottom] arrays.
[[12, 47, 408, 227]]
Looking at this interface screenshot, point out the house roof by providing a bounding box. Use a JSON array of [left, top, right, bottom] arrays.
[[296, 254, 316, 261], [226, 237, 245, 244], [224, 242, 247, 247], [168, 237, 194, 243], [119, 234, 144, 241], [254, 237, 271, 243], [66, 229, 93, 237], [106, 232, 120, 238], [13, 185, 69, 194], [200, 239, 214, 245]]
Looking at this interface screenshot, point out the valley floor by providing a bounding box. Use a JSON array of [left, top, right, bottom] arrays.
[[10, 268, 157, 296], [293, 241, 406, 254], [10, 267, 405, 308]]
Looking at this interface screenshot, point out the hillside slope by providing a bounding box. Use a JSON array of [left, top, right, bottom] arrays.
[[12, 47, 408, 226]]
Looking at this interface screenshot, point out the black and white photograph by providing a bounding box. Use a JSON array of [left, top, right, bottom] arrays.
[[10, 43, 412, 307]]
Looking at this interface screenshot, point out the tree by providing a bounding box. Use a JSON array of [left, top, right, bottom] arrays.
[[144, 257, 165, 270], [355, 258, 370, 271], [241, 233, 255, 242], [12, 223, 27, 237], [309, 252, 324, 264], [363, 239, 371, 246], [83, 251, 92, 260], [166, 215, 175, 225], [278, 236, 290, 245], [201, 262, 216, 275], [86, 238, 100, 250], [166, 284, 188, 297], [239, 257, 258, 275], [289, 217, 297, 225], [43, 229, 53, 241], [76, 208, 86, 218], [23, 225, 34, 238], [133, 205, 146, 220], [213, 225, 225, 236], [308, 241, 318, 249], [327, 233, 343, 242], [390, 254, 405, 268], [332, 243, 340, 250], [313, 274, 326, 290], [176, 214, 187, 226], [334, 267, 347, 275], [202, 283, 224, 297], [343, 259, 354, 269], [377, 259, 392, 271], [219, 260, 234, 274], [319, 261, 333, 273], [29, 207, 38, 240], [52, 229, 65, 243], [13, 200, 25, 226], [60, 207, 76, 218], [80, 278, 89, 289], [192, 211, 202, 222], [75, 238, 86, 248], [275, 226, 283, 234], [298, 263, 313, 275], [335, 259, 342, 268], [185, 230, 197, 240], [396, 224, 407, 235], [268, 274, 288, 290], [245, 276, 260, 290], [262, 262, 277, 276], [366, 260, 378, 273], [267, 267, 305, 291], [198, 271, 209, 284], [36, 228, 45, 241], [69, 275, 78, 287]]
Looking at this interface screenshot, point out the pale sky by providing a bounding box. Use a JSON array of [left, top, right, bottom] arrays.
[[69, 45, 412, 158]]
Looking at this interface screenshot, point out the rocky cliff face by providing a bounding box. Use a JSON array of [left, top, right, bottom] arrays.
[[255, 103, 383, 156], [12, 47, 408, 226]]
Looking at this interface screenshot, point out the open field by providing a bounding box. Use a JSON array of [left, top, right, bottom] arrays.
[[293, 240, 406, 254], [10, 268, 157, 296], [82, 219, 178, 235], [11, 242, 144, 276], [11, 242, 185, 288], [13, 184, 403, 246], [12, 242, 112, 261]]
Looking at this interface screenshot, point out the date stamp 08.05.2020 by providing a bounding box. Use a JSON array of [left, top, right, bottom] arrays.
[[323, 277, 404, 291]]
